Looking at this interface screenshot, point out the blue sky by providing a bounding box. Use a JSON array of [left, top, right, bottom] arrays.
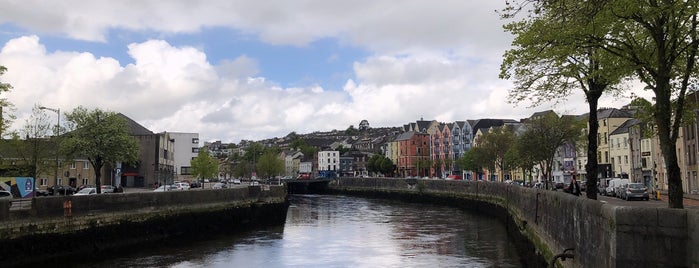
[[0, 1, 645, 143]]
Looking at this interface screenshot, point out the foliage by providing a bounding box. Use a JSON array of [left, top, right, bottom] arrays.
[[0, 66, 15, 137], [61, 107, 140, 193], [16, 106, 57, 179], [518, 113, 584, 188], [475, 126, 517, 182], [379, 157, 394, 176], [500, 0, 631, 199], [190, 149, 219, 180], [256, 151, 284, 178], [595, 0, 699, 208], [457, 149, 482, 174], [345, 125, 359, 136]]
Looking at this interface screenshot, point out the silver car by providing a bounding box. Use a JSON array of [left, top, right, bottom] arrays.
[[623, 183, 649, 201], [0, 190, 13, 200]]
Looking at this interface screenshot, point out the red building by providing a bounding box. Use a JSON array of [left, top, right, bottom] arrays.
[[396, 131, 430, 177]]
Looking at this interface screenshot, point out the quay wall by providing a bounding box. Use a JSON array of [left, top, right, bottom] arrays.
[[0, 186, 288, 267], [328, 178, 698, 268]]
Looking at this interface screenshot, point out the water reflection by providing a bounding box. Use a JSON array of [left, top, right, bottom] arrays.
[[76, 195, 522, 268]]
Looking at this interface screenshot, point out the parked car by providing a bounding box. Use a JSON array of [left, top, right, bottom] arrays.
[[101, 185, 116, 193], [446, 175, 462, 180], [0, 190, 13, 199], [232, 179, 241, 184], [554, 182, 565, 190], [212, 182, 227, 189], [74, 187, 97, 196], [174, 182, 190, 190], [189, 181, 201, 188], [606, 178, 628, 197], [51, 185, 77, 195], [153, 185, 178, 192], [35, 188, 50, 196], [623, 183, 650, 201], [616, 183, 629, 199]]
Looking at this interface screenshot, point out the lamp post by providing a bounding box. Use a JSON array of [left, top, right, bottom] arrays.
[[39, 106, 60, 188]]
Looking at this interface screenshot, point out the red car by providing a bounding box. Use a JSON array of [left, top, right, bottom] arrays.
[[446, 175, 462, 180]]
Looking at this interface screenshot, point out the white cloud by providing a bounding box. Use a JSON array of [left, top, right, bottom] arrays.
[[0, 2, 655, 143]]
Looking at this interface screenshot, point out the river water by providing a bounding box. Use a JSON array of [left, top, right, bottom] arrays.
[[80, 195, 522, 267]]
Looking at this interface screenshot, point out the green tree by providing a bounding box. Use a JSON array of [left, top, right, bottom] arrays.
[[256, 151, 284, 179], [0, 66, 15, 137], [602, 0, 699, 208], [379, 157, 394, 176], [457, 149, 481, 179], [61, 107, 140, 193], [432, 158, 443, 177], [191, 149, 219, 181], [345, 125, 359, 136], [476, 126, 517, 182], [519, 113, 584, 189], [501, 0, 630, 199], [505, 135, 538, 185], [19, 106, 55, 180], [367, 154, 381, 175]]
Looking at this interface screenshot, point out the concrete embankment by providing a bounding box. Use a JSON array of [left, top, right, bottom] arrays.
[[0, 186, 288, 267], [328, 178, 698, 268]]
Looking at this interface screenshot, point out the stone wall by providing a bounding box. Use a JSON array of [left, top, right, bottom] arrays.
[[0, 186, 288, 267], [329, 178, 697, 268]]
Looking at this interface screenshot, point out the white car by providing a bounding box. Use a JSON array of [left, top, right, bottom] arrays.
[[153, 185, 178, 192], [74, 187, 97, 195], [174, 182, 190, 190], [232, 179, 241, 184]]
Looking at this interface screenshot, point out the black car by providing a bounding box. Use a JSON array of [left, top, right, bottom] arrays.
[[34, 188, 50, 196], [49, 185, 77, 195]]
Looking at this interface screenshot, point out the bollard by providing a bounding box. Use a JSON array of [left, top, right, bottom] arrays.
[[63, 199, 72, 217]]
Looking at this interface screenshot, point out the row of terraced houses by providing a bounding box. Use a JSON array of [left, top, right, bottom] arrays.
[[385, 101, 698, 194]]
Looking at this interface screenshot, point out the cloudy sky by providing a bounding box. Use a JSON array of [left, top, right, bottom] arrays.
[[0, 1, 648, 144]]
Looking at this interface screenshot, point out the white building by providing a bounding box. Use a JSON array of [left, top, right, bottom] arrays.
[[318, 150, 340, 171], [167, 132, 200, 181]]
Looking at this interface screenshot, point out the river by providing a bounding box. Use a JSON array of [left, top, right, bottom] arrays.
[[78, 194, 522, 267]]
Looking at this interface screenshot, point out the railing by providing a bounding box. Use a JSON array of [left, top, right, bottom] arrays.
[[9, 199, 32, 211]]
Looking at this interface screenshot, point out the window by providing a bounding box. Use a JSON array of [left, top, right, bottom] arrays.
[[57, 178, 62, 185], [624, 156, 628, 164], [192, 147, 199, 153], [71, 162, 76, 169], [40, 178, 47, 186], [618, 156, 621, 165], [192, 138, 199, 144], [84, 161, 89, 169], [181, 166, 191, 175], [82, 178, 89, 185]]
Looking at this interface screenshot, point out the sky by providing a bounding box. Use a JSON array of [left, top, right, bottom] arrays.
[[0, 1, 651, 144]]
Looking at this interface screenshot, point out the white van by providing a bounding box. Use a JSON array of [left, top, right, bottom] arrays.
[[606, 178, 629, 197]]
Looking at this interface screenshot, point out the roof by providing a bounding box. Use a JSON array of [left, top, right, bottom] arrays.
[[118, 113, 154, 136], [597, 108, 634, 119], [610, 119, 641, 135]]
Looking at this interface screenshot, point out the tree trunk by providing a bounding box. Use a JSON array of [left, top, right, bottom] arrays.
[[94, 157, 103, 194], [585, 86, 603, 200], [655, 83, 684, 208]]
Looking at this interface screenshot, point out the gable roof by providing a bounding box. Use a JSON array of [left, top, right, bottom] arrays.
[[118, 113, 154, 136], [597, 108, 634, 119], [610, 119, 641, 135]]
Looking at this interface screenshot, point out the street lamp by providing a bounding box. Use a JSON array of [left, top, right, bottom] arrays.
[[39, 106, 60, 188]]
